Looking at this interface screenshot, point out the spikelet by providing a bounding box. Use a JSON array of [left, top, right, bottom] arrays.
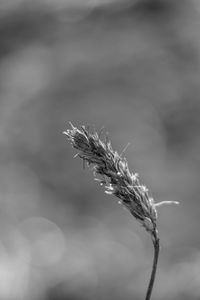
[[63, 123, 178, 241]]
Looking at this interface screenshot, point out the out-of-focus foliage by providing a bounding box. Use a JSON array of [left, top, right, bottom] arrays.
[[0, 1, 200, 299]]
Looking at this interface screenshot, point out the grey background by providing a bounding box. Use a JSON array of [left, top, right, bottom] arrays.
[[0, 1, 199, 299]]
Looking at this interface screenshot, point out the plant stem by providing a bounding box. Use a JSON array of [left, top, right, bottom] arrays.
[[145, 232, 160, 300]]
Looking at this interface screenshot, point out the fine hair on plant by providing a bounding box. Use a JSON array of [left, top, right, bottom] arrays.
[[63, 123, 179, 300]]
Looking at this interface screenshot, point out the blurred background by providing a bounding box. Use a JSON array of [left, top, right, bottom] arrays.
[[0, 0, 200, 299]]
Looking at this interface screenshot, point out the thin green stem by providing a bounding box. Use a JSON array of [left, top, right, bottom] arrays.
[[145, 233, 160, 300]]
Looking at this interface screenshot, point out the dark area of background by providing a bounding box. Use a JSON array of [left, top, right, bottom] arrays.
[[0, 0, 200, 299]]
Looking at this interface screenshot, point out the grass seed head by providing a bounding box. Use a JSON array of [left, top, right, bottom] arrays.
[[64, 123, 160, 237]]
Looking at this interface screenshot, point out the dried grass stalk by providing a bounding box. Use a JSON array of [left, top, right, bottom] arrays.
[[63, 123, 179, 300]]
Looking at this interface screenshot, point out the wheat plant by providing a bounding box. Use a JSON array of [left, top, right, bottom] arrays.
[[63, 123, 179, 300]]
